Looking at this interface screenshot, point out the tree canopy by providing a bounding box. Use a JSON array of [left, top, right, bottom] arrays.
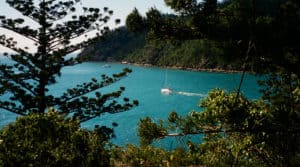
[[0, 0, 138, 122], [122, 0, 300, 166], [0, 112, 113, 167], [126, 0, 300, 76]]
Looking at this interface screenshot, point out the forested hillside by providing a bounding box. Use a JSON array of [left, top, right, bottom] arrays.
[[79, 27, 146, 62], [80, 26, 243, 70]]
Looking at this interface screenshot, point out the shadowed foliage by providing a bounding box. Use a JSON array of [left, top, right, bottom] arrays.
[[0, 112, 114, 167], [0, 0, 139, 166], [120, 0, 300, 166]]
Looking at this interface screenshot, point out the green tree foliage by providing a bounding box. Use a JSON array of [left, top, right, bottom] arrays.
[[80, 28, 241, 70], [0, 0, 138, 122], [126, 8, 145, 33], [122, 0, 300, 166], [138, 117, 167, 147], [143, 0, 300, 75], [125, 39, 237, 69], [82, 0, 299, 74], [79, 27, 146, 62], [81, 8, 243, 70], [0, 112, 113, 167], [202, 0, 217, 15], [138, 81, 300, 166], [112, 144, 198, 167], [112, 144, 169, 167], [145, 8, 193, 40], [164, 0, 199, 14]]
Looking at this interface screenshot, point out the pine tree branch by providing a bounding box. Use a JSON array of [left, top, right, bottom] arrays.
[[0, 26, 38, 43], [0, 35, 30, 54], [2, 75, 37, 96], [59, 94, 136, 123], [64, 42, 91, 54], [5, 0, 41, 23], [78, 105, 134, 123], [48, 27, 100, 49], [0, 104, 26, 116], [1, 0, 134, 119], [59, 76, 124, 103], [48, 21, 106, 47], [158, 126, 300, 139], [46, 5, 78, 24]]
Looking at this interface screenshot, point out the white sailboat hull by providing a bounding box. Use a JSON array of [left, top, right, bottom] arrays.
[[161, 88, 172, 95]]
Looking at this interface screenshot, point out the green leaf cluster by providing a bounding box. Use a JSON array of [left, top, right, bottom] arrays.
[[126, 8, 145, 33], [112, 144, 201, 167], [138, 117, 167, 147], [0, 112, 112, 167], [135, 73, 300, 166]]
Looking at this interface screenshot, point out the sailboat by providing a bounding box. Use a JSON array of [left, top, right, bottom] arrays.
[[161, 87, 172, 95], [102, 64, 111, 68], [161, 67, 172, 95]]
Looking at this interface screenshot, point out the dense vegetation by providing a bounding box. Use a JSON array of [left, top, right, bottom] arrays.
[[125, 39, 242, 70], [79, 27, 146, 62], [0, 0, 137, 166], [0, 112, 114, 167], [81, 26, 243, 71], [82, 0, 300, 74], [117, 0, 300, 166], [0, 0, 299, 166], [81, 7, 245, 71]]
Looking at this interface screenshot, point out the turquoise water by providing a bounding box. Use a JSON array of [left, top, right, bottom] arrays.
[[0, 57, 261, 147]]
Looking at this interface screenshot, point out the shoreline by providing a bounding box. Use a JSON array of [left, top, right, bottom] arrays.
[[113, 61, 245, 74]]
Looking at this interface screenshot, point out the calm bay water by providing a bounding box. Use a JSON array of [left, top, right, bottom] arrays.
[[0, 57, 262, 147]]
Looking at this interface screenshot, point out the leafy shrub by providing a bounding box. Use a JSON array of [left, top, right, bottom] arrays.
[[0, 112, 112, 167]]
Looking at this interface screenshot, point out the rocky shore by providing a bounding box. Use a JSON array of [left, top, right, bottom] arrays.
[[120, 61, 244, 74]]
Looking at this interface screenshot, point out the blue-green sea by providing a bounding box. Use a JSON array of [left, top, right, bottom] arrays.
[[0, 56, 262, 148]]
